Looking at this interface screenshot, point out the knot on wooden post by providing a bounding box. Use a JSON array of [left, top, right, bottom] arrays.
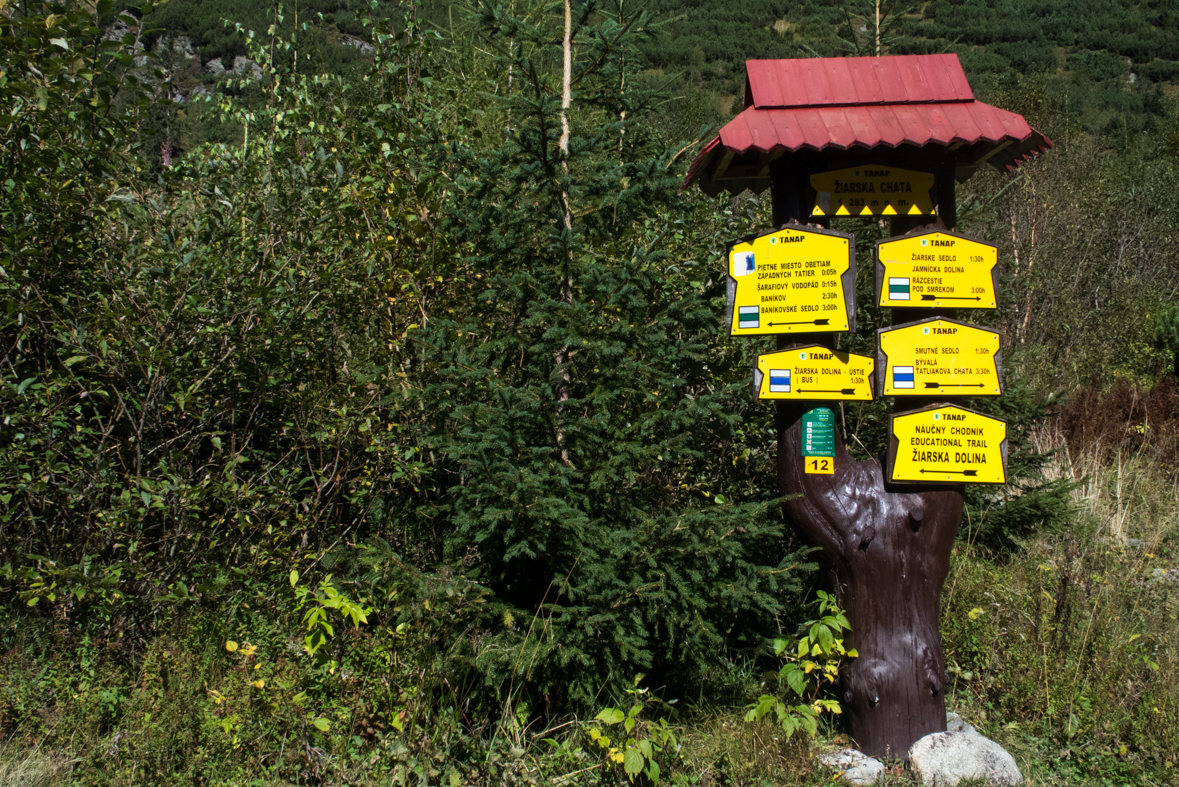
[[858, 525, 876, 551], [909, 506, 925, 531]]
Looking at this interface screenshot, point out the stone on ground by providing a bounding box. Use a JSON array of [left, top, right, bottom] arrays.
[[908, 713, 1022, 786], [819, 748, 886, 786]]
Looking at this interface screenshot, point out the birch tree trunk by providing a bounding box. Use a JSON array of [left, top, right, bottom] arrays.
[[553, 0, 574, 465]]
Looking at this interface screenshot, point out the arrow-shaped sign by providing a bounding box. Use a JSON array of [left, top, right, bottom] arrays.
[[924, 382, 987, 389], [920, 295, 981, 302], [919, 468, 978, 477], [768, 319, 831, 327], [799, 388, 858, 395]]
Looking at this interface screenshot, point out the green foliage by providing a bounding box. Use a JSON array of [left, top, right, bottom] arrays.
[[0, 0, 442, 624], [141, 0, 397, 70], [290, 569, 371, 663], [744, 591, 854, 739], [1, 0, 807, 753], [828, 0, 914, 57], [1153, 303, 1179, 378], [1068, 50, 1125, 83], [587, 675, 679, 784], [942, 509, 1179, 781], [3, 0, 1179, 783], [1, 0, 148, 326], [410, 0, 810, 706], [961, 377, 1076, 555]]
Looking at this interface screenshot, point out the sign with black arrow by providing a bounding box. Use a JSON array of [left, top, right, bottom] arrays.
[[874, 229, 999, 309], [725, 223, 855, 336], [754, 345, 875, 402], [887, 403, 1008, 484], [877, 317, 1003, 397]]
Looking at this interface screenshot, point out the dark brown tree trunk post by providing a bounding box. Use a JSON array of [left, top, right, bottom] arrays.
[[771, 159, 963, 759]]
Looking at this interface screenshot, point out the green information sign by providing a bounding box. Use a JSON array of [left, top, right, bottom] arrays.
[[801, 407, 836, 458]]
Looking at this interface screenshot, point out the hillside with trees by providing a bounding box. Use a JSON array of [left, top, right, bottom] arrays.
[[1, 0, 1178, 785]]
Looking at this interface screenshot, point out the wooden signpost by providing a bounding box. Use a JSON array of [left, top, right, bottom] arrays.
[[721, 209, 1012, 756], [686, 54, 1050, 759]]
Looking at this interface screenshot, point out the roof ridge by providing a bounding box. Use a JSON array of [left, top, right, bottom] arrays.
[[744, 54, 974, 110]]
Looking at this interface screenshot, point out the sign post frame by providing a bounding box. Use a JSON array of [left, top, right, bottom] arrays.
[[764, 152, 969, 759]]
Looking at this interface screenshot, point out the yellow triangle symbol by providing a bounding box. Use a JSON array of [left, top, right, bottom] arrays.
[[908, 204, 923, 215], [882, 205, 897, 215], [836, 205, 851, 216]]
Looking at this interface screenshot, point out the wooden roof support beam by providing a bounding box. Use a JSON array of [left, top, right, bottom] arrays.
[[758, 148, 786, 177], [964, 139, 1013, 168], [712, 148, 735, 180]]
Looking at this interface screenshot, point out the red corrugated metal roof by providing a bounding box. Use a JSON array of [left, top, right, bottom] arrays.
[[686, 55, 1051, 196], [745, 54, 974, 109]]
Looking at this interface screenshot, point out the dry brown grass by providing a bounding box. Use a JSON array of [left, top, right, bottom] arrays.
[[0, 746, 74, 787], [676, 713, 815, 787]]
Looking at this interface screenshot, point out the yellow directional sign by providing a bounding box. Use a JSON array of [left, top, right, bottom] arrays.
[[810, 166, 935, 217], [875, 231, 998, 309], [754, 346, 875, 401], [888, 404, 1008, 484], [877, 318, 1002, 397], [726, 225, 855, 336]]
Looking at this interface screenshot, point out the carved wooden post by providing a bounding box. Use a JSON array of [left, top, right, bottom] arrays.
[[779, 423, 962, 758], [770, 160, 962, 759], [684, 53, 1051, 761]]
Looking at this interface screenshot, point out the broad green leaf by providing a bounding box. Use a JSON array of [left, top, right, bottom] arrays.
[[817, 625, 834, 654], [785, 665, 807, 697], [595, 707, 624, 724], [622, 747, 644, 777], [312, 717, 331, 731]]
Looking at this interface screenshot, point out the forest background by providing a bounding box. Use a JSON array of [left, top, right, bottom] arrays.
[[2, 0, 1179, 784]]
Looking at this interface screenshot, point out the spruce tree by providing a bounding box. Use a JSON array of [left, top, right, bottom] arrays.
[[414, 0, 810, 707]]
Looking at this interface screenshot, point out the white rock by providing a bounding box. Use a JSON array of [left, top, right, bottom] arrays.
[[161, 34, 197, 60], [232, 56, 263, 81], [909, 719, 1022, 787], [204, 58, 226, 75], [945, 712, 974, 735], [819, 748, 886, 786], [103, 20, 131, 42], [341, 34, 375, 55]]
